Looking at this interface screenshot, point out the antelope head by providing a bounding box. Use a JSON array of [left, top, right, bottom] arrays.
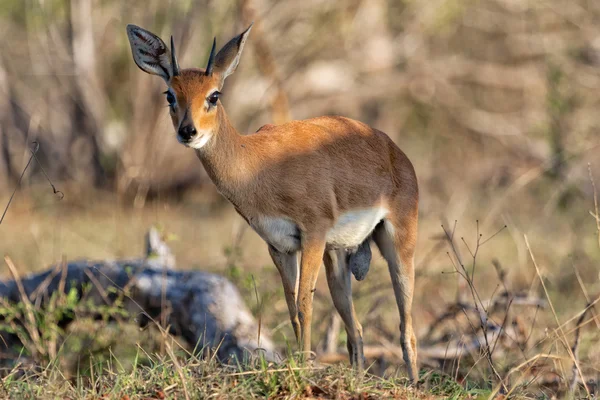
[[126, 24, 252, 149]]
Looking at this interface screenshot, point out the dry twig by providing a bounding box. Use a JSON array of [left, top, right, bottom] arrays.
[[524, 235, 590, 398]]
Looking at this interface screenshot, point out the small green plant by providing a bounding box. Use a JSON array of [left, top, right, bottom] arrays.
[[0, 285, 80, 363], [419, 370, 491, 399]]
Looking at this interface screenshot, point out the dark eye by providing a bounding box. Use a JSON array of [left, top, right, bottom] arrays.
[[207, 91, 220, 106], [165, 91, 176, 106]]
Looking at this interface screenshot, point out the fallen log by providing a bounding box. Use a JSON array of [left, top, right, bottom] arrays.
[[0, 228, 275, 368]]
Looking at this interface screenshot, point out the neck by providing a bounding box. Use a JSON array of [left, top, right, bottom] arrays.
[[194, 106, 244, 199]]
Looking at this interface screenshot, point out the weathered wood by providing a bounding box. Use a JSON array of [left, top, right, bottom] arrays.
[[0, 229, 275, 365]]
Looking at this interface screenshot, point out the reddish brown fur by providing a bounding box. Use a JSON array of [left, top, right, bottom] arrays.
[[170, 71, 418, 234], [167, 69, 419, 380], [128, 24, 419, 380]]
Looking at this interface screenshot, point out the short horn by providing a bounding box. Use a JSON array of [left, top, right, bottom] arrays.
[[205, 37, 217, 76], [171, 35, 180, 76]]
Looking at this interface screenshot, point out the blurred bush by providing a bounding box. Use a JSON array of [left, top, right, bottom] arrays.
[[0, 0, 599, 208]]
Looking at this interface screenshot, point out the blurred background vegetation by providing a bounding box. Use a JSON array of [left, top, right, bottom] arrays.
[[0, 0, 599, 390]]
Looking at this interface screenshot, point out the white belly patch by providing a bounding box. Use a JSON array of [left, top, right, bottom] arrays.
[[326, 207, 388, 248], [251, 216, 301, 253], [251, 207, 388, 253]]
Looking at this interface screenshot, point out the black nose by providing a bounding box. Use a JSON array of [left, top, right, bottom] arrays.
[[178, 125, 197, 141]]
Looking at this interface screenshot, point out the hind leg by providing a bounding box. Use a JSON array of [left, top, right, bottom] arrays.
[[373, 216, 418, 382], [323, 248, 365, 370]]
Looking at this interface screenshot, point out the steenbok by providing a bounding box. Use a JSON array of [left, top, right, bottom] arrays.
[[126, 23, 419, 381]]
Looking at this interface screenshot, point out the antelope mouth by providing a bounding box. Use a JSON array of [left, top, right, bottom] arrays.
[[177, 135, 195, 147], [178, 133, 212, 150]]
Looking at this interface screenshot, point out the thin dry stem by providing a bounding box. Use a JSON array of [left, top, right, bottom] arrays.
[[553, 293, 600, 335], [442, 223, 507, 392], [523, 235, 590, 397], [225, 366, 325, 377], [442, 222, 467, 303], [4, 256, 45, 358], [251, 275, 263, 348], [164, 338, 190, 400], [571, 262, 600, 330], [569, 308, 589, 392], [588, 163, 600, 248], [160, 259, 168, 356], [83, 269, 112, 306], [502, 351, 565, 397]]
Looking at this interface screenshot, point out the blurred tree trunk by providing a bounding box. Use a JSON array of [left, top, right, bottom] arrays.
[[0, 55, 32, 189], [240, 0, 291, 124], [0, 127, 9, 189], [0, 57, 12, 188], [67, 0, 105, 186]]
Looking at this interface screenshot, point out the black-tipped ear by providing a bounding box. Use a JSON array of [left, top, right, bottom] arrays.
[[205, 38, 217, 76], [171, 35, 180, 77], [126, 24, 175, 83], [212, 23, 253, 85]]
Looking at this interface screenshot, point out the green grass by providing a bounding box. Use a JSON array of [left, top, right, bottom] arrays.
[[0, 355, 445, 400], [1, 187, 599, 399]]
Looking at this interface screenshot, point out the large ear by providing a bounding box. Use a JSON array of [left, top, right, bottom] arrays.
[[126, 24, 178, 83], [208, 23, 253, 86]]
